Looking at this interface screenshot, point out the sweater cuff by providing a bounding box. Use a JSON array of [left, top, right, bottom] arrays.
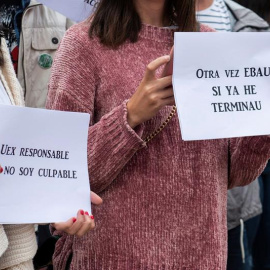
[[122, 100, 146, 149]]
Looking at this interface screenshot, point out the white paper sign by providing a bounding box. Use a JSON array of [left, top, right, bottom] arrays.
[[0, 105, 91, 224], [37, 0, 97, 22], [173, 32, 270, 141]]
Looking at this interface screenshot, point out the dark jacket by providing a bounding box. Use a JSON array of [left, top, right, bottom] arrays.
[[225, 0, 269, 230]]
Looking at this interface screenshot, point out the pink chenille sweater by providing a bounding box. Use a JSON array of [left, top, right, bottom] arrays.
[[46, 22, 270, 270]]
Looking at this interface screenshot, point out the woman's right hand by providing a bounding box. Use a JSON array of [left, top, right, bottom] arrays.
[[127, 55, 175, 129]]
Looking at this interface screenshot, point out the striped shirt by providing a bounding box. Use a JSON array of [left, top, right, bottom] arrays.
[[197, 0, 232, 32]]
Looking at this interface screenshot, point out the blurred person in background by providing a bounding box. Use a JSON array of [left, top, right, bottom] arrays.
[[235, 0, 270, 23], [17, 0, 74, 109], [231, 2, 270, 269], [0, 0, 74, 260], [197, 1, 269, 270], [253, 161, 270, 270], [0, 28, 36, 270], [0, 31, 101, 270], [0, 0, 74, 109]]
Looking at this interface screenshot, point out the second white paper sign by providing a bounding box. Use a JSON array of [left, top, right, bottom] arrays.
[[173, 32, 270, 141]]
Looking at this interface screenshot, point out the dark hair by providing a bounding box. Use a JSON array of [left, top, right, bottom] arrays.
[[89, 0, 197, 48], [235, 0, 270, 23], [0, 27, 3, 67]]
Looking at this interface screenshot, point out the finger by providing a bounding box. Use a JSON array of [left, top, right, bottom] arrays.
[[145, 55, 170, 81], [91, 191, 103, 205], [158, 87, 174, 99], [161, 96, 176, 106], [156, 76, 173, 90], [162, 48, 174, 77], [76, 212, 95, 237], [169, 46, 174, 59], [67, 210, 86, 235], [52, 217, 75, 232]]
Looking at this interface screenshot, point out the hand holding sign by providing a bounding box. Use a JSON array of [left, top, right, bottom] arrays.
[[53, 192, 102, 237], [127, 55, 175, 128]]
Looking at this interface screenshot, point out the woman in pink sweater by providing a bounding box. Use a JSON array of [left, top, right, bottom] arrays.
[[46, 0, 270, 269]]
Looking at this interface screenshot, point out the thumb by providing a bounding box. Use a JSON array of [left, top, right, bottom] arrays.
[[90, 191, 103, 205], [52, 217, 74, 231]]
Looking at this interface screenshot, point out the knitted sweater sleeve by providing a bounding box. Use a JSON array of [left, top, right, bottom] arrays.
[[0, 225, 36, 270], [46, 26, 146, 193], [0, 225, 8, 258], [228, 136, 270, 189]]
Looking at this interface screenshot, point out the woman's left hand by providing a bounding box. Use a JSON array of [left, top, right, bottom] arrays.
[[52, 191, 102, 237]]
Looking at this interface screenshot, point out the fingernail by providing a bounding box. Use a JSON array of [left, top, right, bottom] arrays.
[[80, 210, 84, 215], [165, 55, 170, 61], [85, 211, 89, 216], [90, 215, 94, 220], [0, 167, 3, 174], [72, 218, 77, 223]]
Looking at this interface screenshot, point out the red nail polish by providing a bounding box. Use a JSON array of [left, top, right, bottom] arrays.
[[80, 210, 84, 215], [72, 218, 76, 223], [90, 215, 94, 220], [85, 211, 89, 216], [0, 167, 3, 173]]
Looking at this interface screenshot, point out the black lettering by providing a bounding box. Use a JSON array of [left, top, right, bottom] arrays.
[[218, 103, 224, 112], [38, 169, 43, 177], [25, 148, 30, 156], [212, 86, 221, 96], [0, 144, 7, 155], [211, 103, 218, 112], [241, 102, 249, 111], [226, 86, 232, 95], [257, 68, 263, 77], [232, 86, 239, 95], [196, 69, 203, 78], [264, 67, 270, 76], [53, 170, 58, 177], [19, 167, 34, 176], [1, 145, 16, 155], [4, 166, 15, 175], [244, 67, 250, 77], [224, 103, 232, 112], [230, 102, 239, 111], [225, 70, 239, 78], [244, 85, 257, 95], [255, 101, 262, 110], [20, 148, 26, 156]]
